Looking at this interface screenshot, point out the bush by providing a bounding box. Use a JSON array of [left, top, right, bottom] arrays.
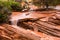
[[10, 2, 23, 11], [0, 1, 12, 11], [0, 7, 12, 24], [0, 1, 23, 12]]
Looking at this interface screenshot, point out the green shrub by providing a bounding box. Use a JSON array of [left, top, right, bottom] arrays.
[[10, 1, 23, 11], [0, 1, 12, 11], [0, 7, 12, 24], [0, 1, 24, 24], [0, 1, 23, 12]]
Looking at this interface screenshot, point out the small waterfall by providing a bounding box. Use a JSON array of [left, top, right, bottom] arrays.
[[9, 16, 19, 26], [11, 20, 18, 26], [10, 2, 34, 26]]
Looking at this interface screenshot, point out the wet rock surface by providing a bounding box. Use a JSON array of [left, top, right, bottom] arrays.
[[48, 13, 60, 25], [0, 24, 60, 40], [0, 11, 60, 40], [17, 12, 60, 36], [0, 24, 41, 40], [17, 15, 60, 38]]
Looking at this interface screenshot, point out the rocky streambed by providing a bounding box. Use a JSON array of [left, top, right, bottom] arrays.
[[0, 11, 60, 40]]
